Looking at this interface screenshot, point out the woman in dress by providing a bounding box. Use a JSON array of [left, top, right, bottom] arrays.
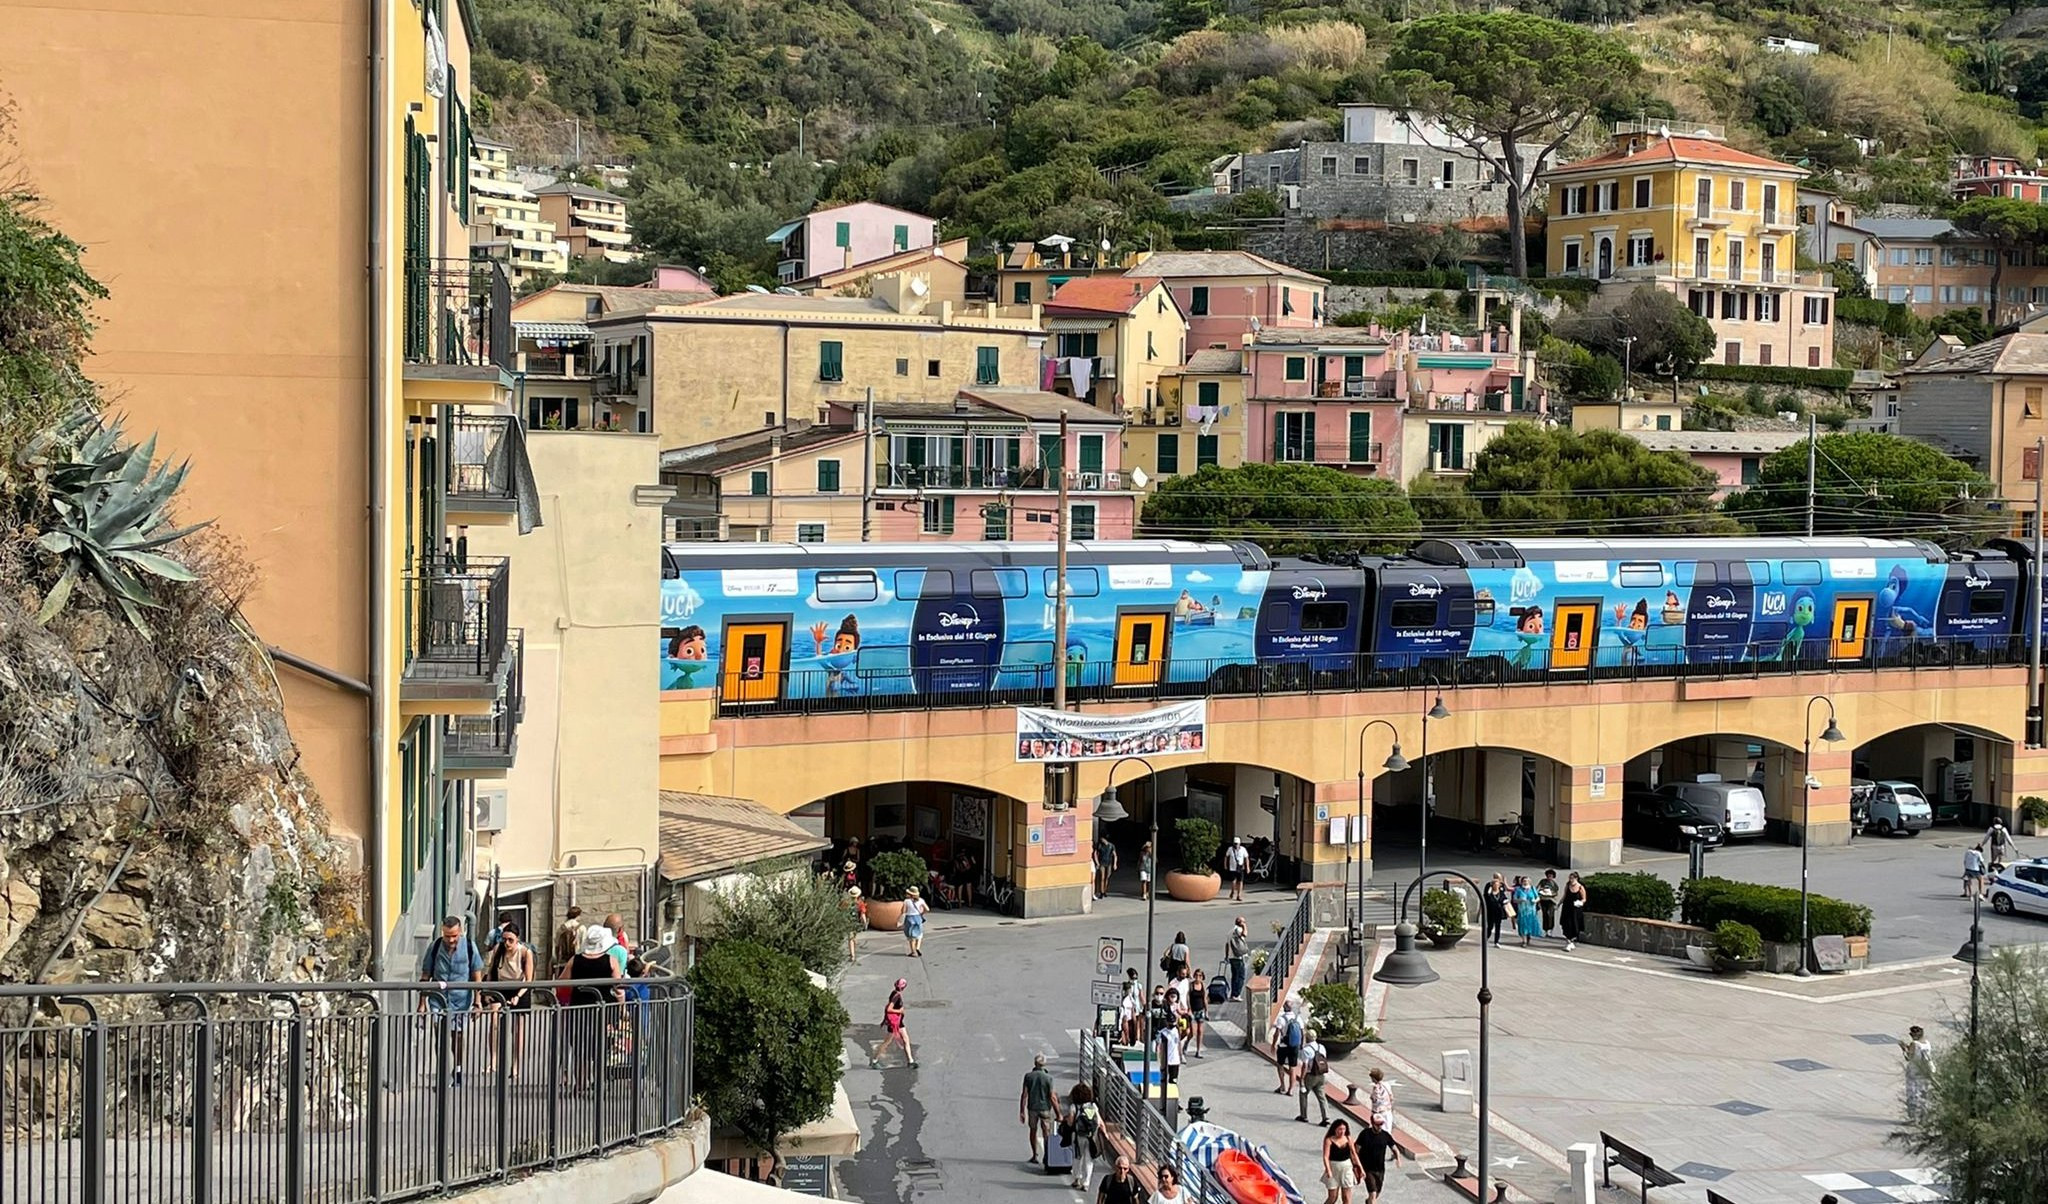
[[482, 922, 534, 1079], [1512, 876, 1542, 947], [1322, 1119, 1365, 1204], [1366, 1066, 1394, 1131], [1482, 874, 1510, 948], [902, 886, 928, 958], [566, 925, 623, 1095], [1560, 871, 1588, 951], [871, 977, 917, 1068]]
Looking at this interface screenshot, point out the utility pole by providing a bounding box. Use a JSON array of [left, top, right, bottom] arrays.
[[1053, 412, 1071, 712], [1805, 412, 1818, 537], [2031, 436, 2044, 746], [861, 388, 875, 543]]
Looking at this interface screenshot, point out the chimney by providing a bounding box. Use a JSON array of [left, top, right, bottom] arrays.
[[769, 430, 783, 457], [953, 394, 969, 414]]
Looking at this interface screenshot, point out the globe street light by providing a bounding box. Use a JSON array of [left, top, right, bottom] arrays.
[[1101, 756, 1158, 1104], [1352, 719, 1409, 934], [1378, 869, 1492, 1204], [1798, 695, 1845, 976]]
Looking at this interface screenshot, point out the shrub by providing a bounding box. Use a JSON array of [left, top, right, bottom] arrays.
[[689, 939, 848, 1151], [1691, 363, 1853, 391], [1712, 920, 1764, 963], [1300, 981, 1370, 1041], [1579, 872, 1677, 920], [867, 850, 929, 902], [1420, 886, 1469, 934], [707, 860, 865, 977], [2020, 796, 2048, 824], [1174, 817, 1222, 874], [1679, 876, 1872, 942]]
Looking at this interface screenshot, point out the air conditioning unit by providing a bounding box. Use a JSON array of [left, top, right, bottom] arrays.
[[476, 787, 509, 834]]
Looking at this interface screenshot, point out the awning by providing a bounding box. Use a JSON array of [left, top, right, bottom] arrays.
[[1045, 317, 1113, 331], [707, 1085, 862, 1160], [659, 791, 830, 883], [513, 320, 593, 342], [486, 875, 555, 898], [655, 1169, 822, 1203], [766, 220, 803, 244], [882, 422, 1030, 436]]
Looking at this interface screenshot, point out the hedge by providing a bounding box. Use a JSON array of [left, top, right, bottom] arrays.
[[1322, 268, 1470, 289], [1580, 871, 1677, 920], [1690, 363, 1853, 392], [1678, 876, 1872, 943]]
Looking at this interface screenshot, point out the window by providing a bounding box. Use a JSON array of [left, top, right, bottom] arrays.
[[921, 496, 956, 535], [893, 224, 909, 251], [1274, 412, 1315, 461], [1070, 504, 1097, 540], [1759, 344, 1773, 365], [896, 357, 909, 376], [1915, 247, 1934, 266], [1634, 177, 1651, 208], [1724, 341, 1741, 366], [1942, 248, 1961, 268], [1755, 294, 1779, 323], [1729, 181, 1746, 211], [817, 459, 841, 493], [795, 522, 826, 543], [1620, 563, 1663, 588], [1596, 181, 1618, 211], [1045, 566, 1100, 596], [1808, 346, 1822, 367], [1147, 331, 1157, 359], [1190, 286, 1209, 316], [1913, 285, 1933, 304], [1891, 248, 1911, 266], [749, 470, 769, 496], [975, 346, 1001, 385], [1783, 561, 1822, 585], [1401, 158, 1420, 185], [819, 340, 844, 382], [1282, 287, 1295, 316], [1157, 433, 1180, 474], [2028, 387, 2043, 419], [1078, 434, 1104, 475], [1302, 601, 1349, 631], [1427, 421, 1465, 471], [971, 568, 1028, 598], [1197, 434, 1220, 467], [896, 569, 954, 598], [1012, 281, 1031, 304], [1353, 157, 1370, 175], [927, 359, 941, 378], [1285, 356, 1307, 381], [817, 570, 879, 602], [1627, 234, 1654, 267], [1561, 187, 1583, 216], [1563, 242, 1583, 273], [1057, 332, 1100, 357], [1940, 286, 1957, 304], [1676, 561, 1716, 586], [1321, 155, 1338, 176], [1197, 381, 1220, 407], [1967, 287, 1985, 304], [1039, 432, 1063, 472], [983, 505, 1009, 540], [1655, 414, 1672, 430], [834, 221, 850, 249], [1390, 599, 1438, 628], [1887, 286, 1910, 303], [1442, 160, 1456, 184], [1349, 411, 1374, 462]]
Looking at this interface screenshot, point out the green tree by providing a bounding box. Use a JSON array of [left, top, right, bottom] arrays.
[[1407, 471, 1485, 531], [689, 939, 848, 1153], [1561, 285, 1717, 383], [1387, 12, 1641, 278], [1723, 432, 1996, 540], [1463, 425, 1736, 535], [1930, 308, 1992, 347], [707, 860, 865, 977], [0, 178, 109, 452], [1949, 197, 2048, 325], [1138, 463, 1420, 559], [1893, 948, 2048, 1202]]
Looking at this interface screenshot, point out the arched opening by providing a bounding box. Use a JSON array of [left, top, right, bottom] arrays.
[[812, 779, 1028, 912], [1596, 236, 1614, 279], [1372, 744, 1575, 868], [1622, 733, 1800, 848], [1096, 762, 1314, 892], [1850, 721, 2010, 833]]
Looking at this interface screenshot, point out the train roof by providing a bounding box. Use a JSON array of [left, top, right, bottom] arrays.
[[1411, 535, 1947, 569], [662, 539, 1270, 569]]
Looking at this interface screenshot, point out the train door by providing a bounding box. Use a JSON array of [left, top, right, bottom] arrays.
[[720, 619, 788, 704], [1114, 611, 1171, 686], [1830, 597, 1872, 661], [1551, 600, 1601, 670]]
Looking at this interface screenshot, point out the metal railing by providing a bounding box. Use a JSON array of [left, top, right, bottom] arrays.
[[1077, 1032, 1233, 1204], [406, 259, 514, 373], [1266, 889, 1316, 1007], [403, 555, 512, 680], [443, 414, 525, 510], [877, 465, 1126, 491], [713, 635, 2025, 717], [444, 630, 525, 766], [0, 977, 693, 1204], [1052, 355, 1118, 379]]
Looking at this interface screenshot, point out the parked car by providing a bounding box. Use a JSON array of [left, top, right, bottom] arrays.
[[1864, 781, 1934, 837], [1987, 857, 2048, 918], [1662, 778, 1769, 840], [1623, 789, 1726, 852]]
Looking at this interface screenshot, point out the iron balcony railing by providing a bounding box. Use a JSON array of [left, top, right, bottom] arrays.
[[444, 630, 525, 769], [877, 464, 1126, 491], [0, 976, 693, 1204], [403, 555, 512, 683], [713, 635, 2026, 718], [405, 258, 514, 373], [444, 414, 527, 512]]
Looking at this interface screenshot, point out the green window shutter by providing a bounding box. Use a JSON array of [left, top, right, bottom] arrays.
[[818, 460, 841, 493], [1157, 434, 1180, 474], [1272, 417, 1286, 461], [1039, 433, 1063, 472], [894, 224, 909, 250], [984, 505, 1008, 540], [835, 221, 850, 249], [942, 496, 956, 534], [750, 470, 769, 496], [1197, 381, 1219, 406], [976, 346, 1000, 385], [820, 341, 843, 381], [1197, 434, 1219, 467], [1349, 412, 1372, 462], [1282, 287, 1295, 316], [1303, 412, 1316, 461], [1013, 281, 1031, 304], [1344, 355, 1363, 380], [1079, 434, 1103, 474], [1190, 286, 1208, 316], [1285, 357, 1306, 382]]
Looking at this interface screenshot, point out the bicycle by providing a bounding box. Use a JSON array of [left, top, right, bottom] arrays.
[[980, 869, 1016, 913]]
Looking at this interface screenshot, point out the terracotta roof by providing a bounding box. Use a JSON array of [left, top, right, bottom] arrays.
[[657, 792, 827, 883], [956, 388, 1124, 423], [1250, 328, 1390, 348], [1046, 276, 1165, 315], [1549, 136, 1801, 178], [1127, 251, 1328, 285], [1625, 429, 1807, 456]]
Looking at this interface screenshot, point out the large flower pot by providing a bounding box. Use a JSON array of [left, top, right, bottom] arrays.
[[1164, 870, 1221, 902], [866, 899, 907, 932], [1320, 1037, 1364, 1062], [1424, 929, 1468, 951]]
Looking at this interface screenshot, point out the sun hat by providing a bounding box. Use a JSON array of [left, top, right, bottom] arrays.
[[905, 885, 920, 898], [847, 885, 862, 898], [579, 924, 616, 957]]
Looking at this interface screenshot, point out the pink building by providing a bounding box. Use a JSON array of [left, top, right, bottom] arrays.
[[1624, 428, 1804, 496], [1241, 329, 1405, 479], [1952, 154, 2048, 203], [1126, 250, 1328, 353], [771, 202, 937, 282]]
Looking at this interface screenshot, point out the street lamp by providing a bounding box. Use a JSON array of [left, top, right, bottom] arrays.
[[1953, 896, 1992, 1201], [1797, 695, 1845, 977], [1377, 870, 1492, 1204], [1102, 756, 1159, 1105], [1418, 686, 1450, 892], [1354, 720, 1409, 997]]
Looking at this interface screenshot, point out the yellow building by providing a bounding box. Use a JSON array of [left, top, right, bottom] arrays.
[[470, 137, 567, 287], [1127, 349, 1248, 484], [511, 281, 717, 435], [1041, 276, 1188, 415], [602, 274, 1046, 448], [1570, 398, 1686, 432], [1543, 124, 1837, 370], [1, 0, 535, 974], [661, 425, 870, 542], [535, 182, 635, 263], [790, 238, 974, 305]]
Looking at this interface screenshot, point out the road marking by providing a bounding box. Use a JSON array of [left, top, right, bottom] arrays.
[[1514, 946, 1963, 1003], [1493, 1155, 1526, 1169]]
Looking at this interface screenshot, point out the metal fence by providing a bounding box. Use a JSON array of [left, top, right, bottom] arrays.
[[1077, 1031, 1234, 1204], [1265, 889, 1316, 1007], [0, 978, 694, 1204], [403, 555, 512, 681]]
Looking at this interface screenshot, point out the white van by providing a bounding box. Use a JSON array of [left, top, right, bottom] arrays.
[[1661, 776, 1769, 840], [1864, 780, 1933, 836]]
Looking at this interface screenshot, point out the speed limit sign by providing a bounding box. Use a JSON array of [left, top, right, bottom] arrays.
[[1096, 937, 1124, 978]]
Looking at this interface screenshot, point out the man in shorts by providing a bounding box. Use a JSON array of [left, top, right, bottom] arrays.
[[1270, 998, 1303, 1094], [1358, 1113, 1404, 1202], [417, 916, 483, 1087], [1223, 836, 1249, 901], [1020, 1052, 1061, 1164]]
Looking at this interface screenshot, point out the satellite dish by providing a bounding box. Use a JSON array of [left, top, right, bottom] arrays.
[[1101, 238, 1112, 252], [909, 276, 930, 297], [1130, 466, 1149, 489]]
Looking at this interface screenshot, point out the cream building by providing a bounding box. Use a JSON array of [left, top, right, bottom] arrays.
[[470, 137, 567, 287], [1127, 349, 1248, 484], [1041, 275, 1188, 416], [535, 181, 634, 262]]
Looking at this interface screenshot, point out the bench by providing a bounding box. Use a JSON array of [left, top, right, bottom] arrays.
[[1600, 1131, 1685, 1204]]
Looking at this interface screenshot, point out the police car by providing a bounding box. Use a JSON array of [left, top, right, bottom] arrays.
[[1987, 857, 2048, 919]]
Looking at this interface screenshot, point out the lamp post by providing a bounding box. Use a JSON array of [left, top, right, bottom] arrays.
[[1953, 895, 1991, 1202], [1354, 720, 1410, 996], [1418, 687, 1450, 892], [1377, 870, 1492, 1204], [1102, 756, 1159, 1105], [1798, 695, 1845, 977]]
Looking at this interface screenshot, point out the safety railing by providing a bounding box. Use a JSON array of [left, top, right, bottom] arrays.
[[402, 555, 512, 683], [442, 414, 528, 512], [1078, 1032, 1232, 1204], [0, 977, 693, 1204], [712, 635, 2026, 717], [1266, 889, 1316, 1007]]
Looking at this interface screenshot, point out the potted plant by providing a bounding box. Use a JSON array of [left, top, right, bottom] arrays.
[[2021, 796, 2048, 837], [864, 850, 928, 931], [1710, 920, 1764, 976], [1165, 818, 1223, 902], [1299, 983, 1377, 1059], [1250, 948, 1270, 976], [1419, 886, 1470, 950]]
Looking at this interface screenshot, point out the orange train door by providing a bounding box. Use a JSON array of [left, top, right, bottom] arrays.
[[720, 620, 788, 704], [1550, 601, 1601, 671], [1830, 597, 1873, 661], [1114, 611, 1171, 686]]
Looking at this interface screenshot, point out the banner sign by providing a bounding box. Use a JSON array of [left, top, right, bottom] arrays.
[[1014, 700, 1207, 762]]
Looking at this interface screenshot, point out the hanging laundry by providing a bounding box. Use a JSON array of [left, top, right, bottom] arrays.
[[1069, 357, 1093, 398], [1041, 358, 1057, 391]]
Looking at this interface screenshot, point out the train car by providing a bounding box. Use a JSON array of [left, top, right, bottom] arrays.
[[1251, 560, 1372, 673], [1932, 548, 2022, 661], [659, 540, 1271, 704]]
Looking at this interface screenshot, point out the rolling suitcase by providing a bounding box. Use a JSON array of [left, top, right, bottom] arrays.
[[1045, 1131, 1076, 1176], [1207, 969, 1229, 1006]]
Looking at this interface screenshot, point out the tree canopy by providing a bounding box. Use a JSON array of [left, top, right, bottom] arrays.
[[1561, 285, 1718, 382], [1139, 462, 1420, 559], [707, 861, 864, 978], [1461, 425, 1737, 536], [689, 938, 849, 1153], [1723, 432, 1996, 541], [1387, 12, 1641, 277], [1949, 197, 2048, 324]]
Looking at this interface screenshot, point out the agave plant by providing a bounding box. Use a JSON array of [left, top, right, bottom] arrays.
[[16, 407, 209, 632]]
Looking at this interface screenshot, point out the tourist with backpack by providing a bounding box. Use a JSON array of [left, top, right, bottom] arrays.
[[417, 916, 483, 1087], [1066, 1083, 1101, 1191], [1271, 998, 1304, 1094], [1297, 1027, 1330, 1124]]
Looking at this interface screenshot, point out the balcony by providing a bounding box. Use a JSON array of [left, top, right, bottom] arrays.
[[401, 555, 514, 708], [1418, 391, 1538, 415], [516, 347, 593, 378], [404, 258, 515, 404], [1763, 208, 1796, 230], [1051, 354, 1117, 381], [1346, 441, 1385, 465], [444, 630, 523, 775], [877, 464, 1127, 491], [444, 412, 539, 525], [1316, 378, 1390, 399], [1688, 202, 1731, 228]]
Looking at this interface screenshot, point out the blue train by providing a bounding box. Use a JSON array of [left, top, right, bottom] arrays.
[[659, 535, 2035, 705]]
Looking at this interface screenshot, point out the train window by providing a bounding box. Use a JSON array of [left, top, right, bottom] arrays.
[[1619, 562, 1664, 588], [1676, 561, 1716, 586], [1044, 567, 1100, 597], [1301, 602, 1349, 631], [1263, 605, 1286, 632], [1783, 560, 1822, 586], [1725, 561, 1755, 586], [895, 569, 954, 599], [1746, 560, 1771, 585], [1972, 590, 2008, 616], [661, 550, 679, 580], [971, 568, 1028, 599], [1389, 599, 1437, 628], [817, 570, 879, 603]]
